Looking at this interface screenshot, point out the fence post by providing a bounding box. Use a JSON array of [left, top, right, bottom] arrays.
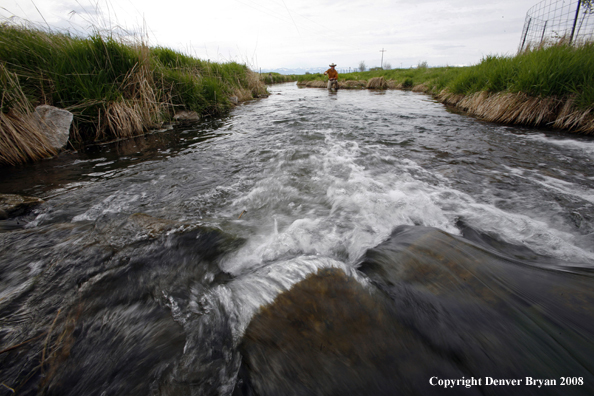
[[570, 0, 582, 44], [520, 17, 532, 51], [540, 20, 548, 45]]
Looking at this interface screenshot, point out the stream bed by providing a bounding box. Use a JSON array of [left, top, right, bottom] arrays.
[[1, 83, 594, 395]]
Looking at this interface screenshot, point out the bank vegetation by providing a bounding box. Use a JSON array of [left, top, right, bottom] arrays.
[[0, 23, 268, 165], [261, 72, 298, 84], [298, 43, 594, 134]]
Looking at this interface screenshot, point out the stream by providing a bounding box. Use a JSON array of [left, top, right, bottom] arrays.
[[1, 82, 593, 395]]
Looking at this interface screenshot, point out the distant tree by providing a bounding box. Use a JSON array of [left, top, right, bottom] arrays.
[[358, 61, 366, 72], [383, 63, 392, 70], [417, 61, 428, 69]]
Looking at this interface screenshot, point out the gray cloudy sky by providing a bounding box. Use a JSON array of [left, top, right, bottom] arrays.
[[0, 0, 539, 70]]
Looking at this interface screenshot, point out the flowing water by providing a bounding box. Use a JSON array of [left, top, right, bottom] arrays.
[[1, 83, 594, 395]]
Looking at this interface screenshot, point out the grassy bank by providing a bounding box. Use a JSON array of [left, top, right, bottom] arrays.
[[0, 24, 267, 165], [261, 72, 298, 84], [298, 44, 594, 134]]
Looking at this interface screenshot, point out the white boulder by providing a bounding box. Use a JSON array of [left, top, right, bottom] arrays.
[[34, 105, 73, 150]]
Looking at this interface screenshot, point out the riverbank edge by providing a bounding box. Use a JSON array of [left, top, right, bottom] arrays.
[[261, 73, 298, 84], [296, 79, 594, 134]]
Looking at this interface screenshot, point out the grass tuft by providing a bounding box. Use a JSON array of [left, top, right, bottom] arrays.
[[366, 77, 388, 89]]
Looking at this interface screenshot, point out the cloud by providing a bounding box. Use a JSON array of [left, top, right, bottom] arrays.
[[0, 0, 537, 69]]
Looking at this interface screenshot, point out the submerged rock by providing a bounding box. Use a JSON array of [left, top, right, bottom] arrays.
[[0, 193, 43, 220], [237, 267, 477, 396], [358, 225, 594, 394], [0, 215, 242, 396], [237, 226, 594, 395], [34, 105, 73, 150]]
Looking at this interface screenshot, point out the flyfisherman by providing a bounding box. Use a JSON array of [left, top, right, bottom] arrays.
[[324, 63, 338, 91]]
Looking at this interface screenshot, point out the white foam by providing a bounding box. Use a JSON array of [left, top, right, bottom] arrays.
[[528, 174, 594, 204], [72, 191, 141, 222], [72, 157, 107, 165], [220, 130, 594, 274], [524, 133, 594, 158], [94, 161, 116, 167], [221, 135, 459, 274], [434, 188, 594, 263]]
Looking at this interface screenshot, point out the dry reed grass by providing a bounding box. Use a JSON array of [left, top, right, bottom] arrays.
[[366, 77, 388, 89], [95, 44, 164, 141], [233, 70, 268, 103], [234, 87, 254, 102], [386, 80, 400, 89], [553, 96, 594, 131], [101, 101, 144, 140], [412, 83, 429, 93], [247, 70, 267, 98], [40, 306, 80, 391], [0, 64, 57, 165], [436, 89, 594, 134], [339, 80, 366, 89], [305, 80, 327, 88]]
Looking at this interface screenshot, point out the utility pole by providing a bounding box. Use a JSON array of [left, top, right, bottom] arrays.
[[380, 48, 387, 69]]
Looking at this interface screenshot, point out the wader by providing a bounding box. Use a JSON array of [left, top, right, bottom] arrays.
[[327, 79, 338, 91]]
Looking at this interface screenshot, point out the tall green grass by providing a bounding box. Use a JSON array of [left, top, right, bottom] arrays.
[[261, 72, 297, 84], [0, 23, 266, 154], [446, 43, 594, 108]]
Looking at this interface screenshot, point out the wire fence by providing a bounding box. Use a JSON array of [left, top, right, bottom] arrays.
[[518, 0, 594, 51]]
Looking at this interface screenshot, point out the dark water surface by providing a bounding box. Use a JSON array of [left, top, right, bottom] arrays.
[[1, 83, 594, 395]]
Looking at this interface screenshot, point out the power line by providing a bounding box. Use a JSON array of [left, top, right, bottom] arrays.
[[233, 0, 295, 26], [280, 0, 300, 36], [267, 0, 330, 31], [234, 0, 330, 36]]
